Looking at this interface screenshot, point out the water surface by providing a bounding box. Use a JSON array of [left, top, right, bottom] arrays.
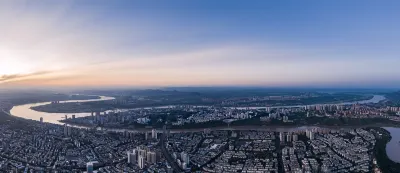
[[384, 127, 400, 163], [10, 96, 114, 124]]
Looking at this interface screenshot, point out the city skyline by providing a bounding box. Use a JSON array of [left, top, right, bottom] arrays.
[[1, 0, 400, 88]]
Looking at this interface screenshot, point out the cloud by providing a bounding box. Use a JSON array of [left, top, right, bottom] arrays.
[[0, 71, 52, 83], [0, 1, 399, 88]]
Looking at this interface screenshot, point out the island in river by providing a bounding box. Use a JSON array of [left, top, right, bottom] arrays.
[[30, 91, 373, 113]]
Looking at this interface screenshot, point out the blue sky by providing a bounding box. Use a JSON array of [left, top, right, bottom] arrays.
[[0, 0, 399, 88]]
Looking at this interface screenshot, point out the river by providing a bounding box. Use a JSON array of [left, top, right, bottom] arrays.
[[384, 127, 400, 163], [9, 96, 114, 125], [10, 95, 386, 125]]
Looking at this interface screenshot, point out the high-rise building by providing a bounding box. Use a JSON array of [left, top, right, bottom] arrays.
[[64, 124, 68, 136], [127, 151, 137, 164], [68, 126, 72, 136], [286, 134, 291, 142], [87, 162, 93, 173], [282, 147, 288, 155], [74, 140, 81, 147], [151, 151, 157, 164], [152, 129, 157, 139], [181, 152, 189, 165], [163, 125, 168, 139], [292, 134, 298, 141], [64, 125, 73, 137], [167, 129, 170, 140], [139, 149, 146, 157], [279, 132, 285, 143], [138, 155, 145, 169], [309, 131, 314, 140], [182, 162, 187, 169], [306, 130, 314, 140], [72, 115, 76, 119], [145, 132, 149, 140], [40, 117, 43, 123], [146, 152, 152, 163], [146, 151, 157, 164], [136, 146, 147, 162], [167, 165, 173, 173]]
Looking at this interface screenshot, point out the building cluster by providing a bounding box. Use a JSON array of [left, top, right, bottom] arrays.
[[64, 106, 261, 127], [163, 128, 379, 173], [64, 109, 153, 126], [0, 112, 386, 173], [127, 145, 160, 170], [174, 108, 256, 125], [304, 104, 393, 118], [387, 106, 400, 112], [221, 93, 318, 106], [63, 100, 400, 129], [266, 103, 397, 121], [0, 119, 172, 172]]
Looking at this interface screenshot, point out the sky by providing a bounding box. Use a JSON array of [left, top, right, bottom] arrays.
[[0, 0, 400, 88]]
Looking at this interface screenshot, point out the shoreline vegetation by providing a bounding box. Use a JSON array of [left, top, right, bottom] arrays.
[[371, 128, 400, 173], [29, 93, 373, 113], [32, 99, 376, 114], [60, 118, 400, 132]]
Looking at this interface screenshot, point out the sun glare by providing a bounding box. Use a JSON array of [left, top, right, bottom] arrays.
[[0, 49, 31, 76]]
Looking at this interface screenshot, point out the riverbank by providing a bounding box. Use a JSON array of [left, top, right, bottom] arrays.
[[372, 128, 400, 173], [60, 110, 400, 132], [61, 119, 400, 133], [10, 96, 114, 125], [28, 94, 377, 114]]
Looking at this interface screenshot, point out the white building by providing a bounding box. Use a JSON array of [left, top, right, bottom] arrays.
[[181, 152, 190, 166], [64, 125, 72, 136], [147, 151, 157, 164], [128, 151, 137, 164], [292, 134, 298, 141], [306, 130, 314, 140], [138, 155, 145, 169], [286, 134, 291, 142], [152, 129, 158, 139]]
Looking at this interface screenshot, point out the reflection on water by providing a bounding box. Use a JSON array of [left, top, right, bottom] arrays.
[[384, 127, 400, 163], [10, 96, 114, 125]]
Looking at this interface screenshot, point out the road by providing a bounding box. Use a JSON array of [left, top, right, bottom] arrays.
[[2, 109, 12, 116], [160, 133, 184, 173]]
